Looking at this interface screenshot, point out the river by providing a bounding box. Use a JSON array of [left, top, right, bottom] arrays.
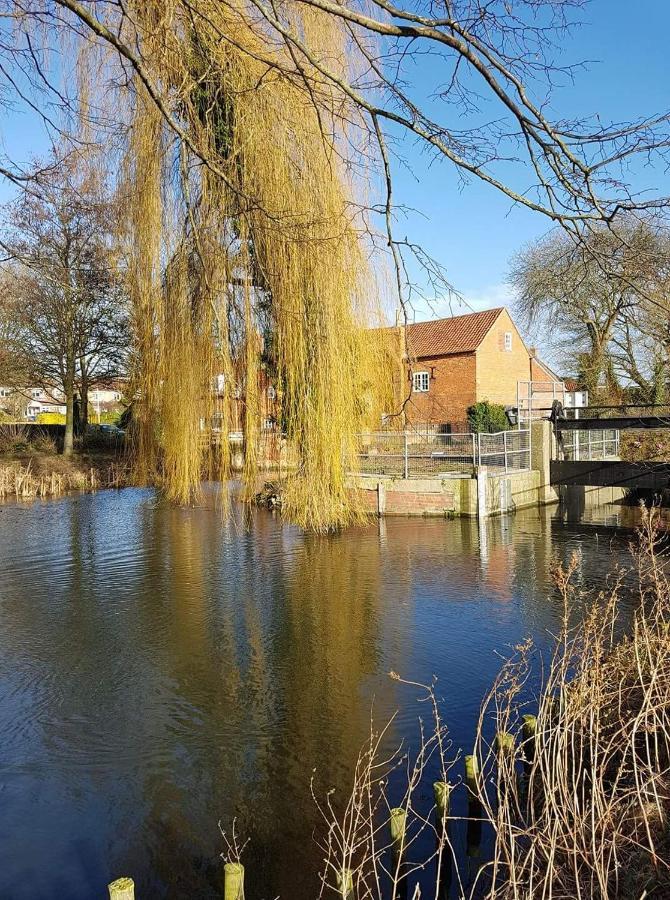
[[0, 488, 640, 898]]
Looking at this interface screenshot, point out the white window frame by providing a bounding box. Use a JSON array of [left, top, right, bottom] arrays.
[[31, 388, 42, 398], [504, 331, 513, 351], [412, 371, 430, 393]]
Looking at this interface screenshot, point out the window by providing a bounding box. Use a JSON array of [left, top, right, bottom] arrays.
[[31, 388, 42, 398], [504, 332, 513, 351], [0, 388, 9, 397], [412, 371, 430, 393]]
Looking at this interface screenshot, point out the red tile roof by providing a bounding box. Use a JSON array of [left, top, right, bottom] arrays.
[[406, 308, 504, 358]]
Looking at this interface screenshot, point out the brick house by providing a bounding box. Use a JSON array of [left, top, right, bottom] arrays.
[[399, 307, 543, 428]]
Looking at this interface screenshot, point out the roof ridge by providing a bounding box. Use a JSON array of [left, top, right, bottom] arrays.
[[404, 307, 507, 357], [407, 307, 504, 328]]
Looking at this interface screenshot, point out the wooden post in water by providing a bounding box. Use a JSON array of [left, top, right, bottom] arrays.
[[433, 781, 450, 826], [495, 731, 515, 755], [464, 753, 482, 857], [522, 714, 537, 760], [108, 877, 134, 900], [224, 862, 245, 900], [522, 715, 537, 742], [464, 754, 479, 800], [390, 808, 407, 856], [466, 816, 482, 858]]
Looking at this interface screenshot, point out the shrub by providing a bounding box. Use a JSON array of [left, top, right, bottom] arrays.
[[98, 410, 121, 425], [0, 423, 30, 454], [30, 433, 58, 454], [467, 400, 510, 433], [620, 430, 670, 462]]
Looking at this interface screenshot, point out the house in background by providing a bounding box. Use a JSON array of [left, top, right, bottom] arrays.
[[88, 380, 126, 421], [0, 385, 66, 420], [398, 307, 571, 429], [0, 380, 128, 422]]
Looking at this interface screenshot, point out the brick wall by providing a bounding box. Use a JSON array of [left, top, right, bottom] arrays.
[[358, 484, 458, 515], [530, 356, 560, 382], [404, 352, 477, 426]]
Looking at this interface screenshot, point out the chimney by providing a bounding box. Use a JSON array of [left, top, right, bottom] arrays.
[[529, 346, 537, 359]]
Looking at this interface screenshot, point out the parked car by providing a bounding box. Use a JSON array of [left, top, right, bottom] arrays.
[[99, 424, 125, 436]]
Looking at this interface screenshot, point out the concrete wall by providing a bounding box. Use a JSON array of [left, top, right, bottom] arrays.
[[355, 469, 541, 518], [558, 484, 627, 518], [531, 419, 560, 505], [485, 469, 541, 515], [356, 476, 472, 517]]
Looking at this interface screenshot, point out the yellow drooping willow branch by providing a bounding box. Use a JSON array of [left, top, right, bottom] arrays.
[[104, 0, 397, 529]]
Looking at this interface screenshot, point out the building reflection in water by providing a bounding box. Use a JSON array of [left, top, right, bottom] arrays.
[[0, 489, 639, 899]]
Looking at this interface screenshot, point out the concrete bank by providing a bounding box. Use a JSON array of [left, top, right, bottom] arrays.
[[356, 469, 542, 518]]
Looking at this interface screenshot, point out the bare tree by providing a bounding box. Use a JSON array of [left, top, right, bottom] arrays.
[[1, 1, 670, 307], [0, 271, 27, 387], [1, 149, 127, 452], [610, 257, 670, 402], [510, 218, 670, 398]]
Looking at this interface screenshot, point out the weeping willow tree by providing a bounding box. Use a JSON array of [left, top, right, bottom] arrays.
[[9, 0, 663, 528], [108, 1, 395, 530]]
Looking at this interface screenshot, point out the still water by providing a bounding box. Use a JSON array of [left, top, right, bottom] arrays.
[[0, 488, 638, 898]]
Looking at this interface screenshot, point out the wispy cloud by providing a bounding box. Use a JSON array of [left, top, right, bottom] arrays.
[[411, 281, 518, 320]]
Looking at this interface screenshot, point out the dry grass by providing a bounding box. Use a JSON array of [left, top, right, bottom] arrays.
[[0, 423, 32, 454], [475, 511, 670, 900], [0, 460, 128, 500], [294, 511, 670, 899]]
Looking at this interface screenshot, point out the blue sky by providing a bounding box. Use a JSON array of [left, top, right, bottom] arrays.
[[1, 0, 669, 335], [388, 0, 670, 321]]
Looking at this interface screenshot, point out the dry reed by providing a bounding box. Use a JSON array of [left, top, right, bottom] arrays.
[[290, 511, 670, 899], [472, 510, 670, 899], [0, 462, 128, 500]]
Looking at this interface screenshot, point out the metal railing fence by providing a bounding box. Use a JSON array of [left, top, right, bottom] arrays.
[[559, 429, 620, 461], [355, 429, 530, 478], [478, 428, 531, 473]]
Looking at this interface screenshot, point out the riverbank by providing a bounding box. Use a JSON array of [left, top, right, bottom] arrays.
[[0, 453, 128, 500]]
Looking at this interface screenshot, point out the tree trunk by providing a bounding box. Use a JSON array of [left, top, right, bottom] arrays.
[[63, 366, 75, 456], [579, 350, 603, 398]]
